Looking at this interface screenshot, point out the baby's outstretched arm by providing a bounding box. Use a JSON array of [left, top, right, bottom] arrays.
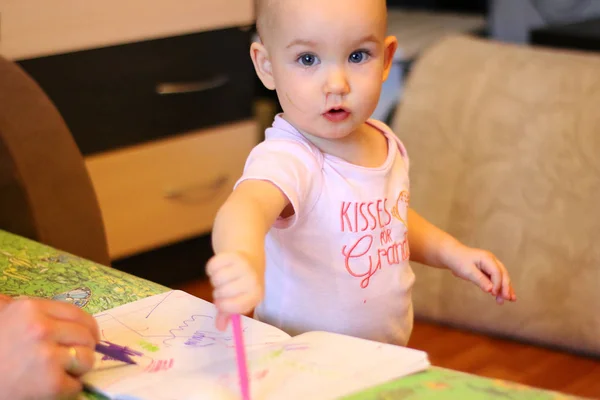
[[407, 209, 516, 304], [208, 180, 289, 330]]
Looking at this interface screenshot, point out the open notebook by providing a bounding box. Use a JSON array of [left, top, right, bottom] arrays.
[[84, 290, 430, 400]]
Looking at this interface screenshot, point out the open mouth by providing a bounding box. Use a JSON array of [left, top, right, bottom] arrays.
[[324, 107, 350, 122]]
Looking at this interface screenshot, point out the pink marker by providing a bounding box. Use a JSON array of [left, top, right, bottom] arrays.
[[231, 314, 250, 400]]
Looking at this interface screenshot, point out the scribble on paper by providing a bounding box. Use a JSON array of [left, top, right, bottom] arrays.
[[145, 359, 174, 373], [84, 291, 429, 400], [138, 340, 159, 352], [98, 340, 143, 362]]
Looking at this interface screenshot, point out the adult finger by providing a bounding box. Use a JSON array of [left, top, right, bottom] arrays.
[[51, 320, 98, 349], [0, 293, 13, 303], [36, 346, 84, 399], [0, 294, 13, 311], [55, 370, 84, 399], [61, 345, 96, 377], [36, 299, 99, 341], [10, 299, 99, 344]]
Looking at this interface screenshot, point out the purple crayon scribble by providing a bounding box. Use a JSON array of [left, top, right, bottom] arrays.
[[184, 331, 216, 347], [181, 326, 244, 347], [98, 340, 143, 363]]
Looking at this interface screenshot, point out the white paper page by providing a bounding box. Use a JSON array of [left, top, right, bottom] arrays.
[[85, 291, 430, 400], [92, 332, 429, 400], [209, 331, 430, 400], [83, 290, 290, 399]]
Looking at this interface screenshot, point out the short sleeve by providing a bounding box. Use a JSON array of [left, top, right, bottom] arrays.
[[368, 119, 410, 171], [234, 139, 322, 229]]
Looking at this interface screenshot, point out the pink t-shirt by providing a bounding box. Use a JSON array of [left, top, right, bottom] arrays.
[[236, 115, 415, 345]]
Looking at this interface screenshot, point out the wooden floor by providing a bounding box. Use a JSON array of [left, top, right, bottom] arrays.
[[175, 279, 600, 399]]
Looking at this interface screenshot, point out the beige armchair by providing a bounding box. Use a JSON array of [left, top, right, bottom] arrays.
[[393, 35, 600, 356]]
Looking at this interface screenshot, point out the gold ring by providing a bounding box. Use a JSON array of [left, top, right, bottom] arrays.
[[67, 346, 79, 374]]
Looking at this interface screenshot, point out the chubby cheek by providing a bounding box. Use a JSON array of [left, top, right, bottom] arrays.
[[276, 75, 316, 115], [353, 74, 383, 114]]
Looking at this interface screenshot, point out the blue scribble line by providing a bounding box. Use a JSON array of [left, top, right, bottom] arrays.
[[96, 294, 243, 349], [184, 331, 217, 348], [100, 312, 217, 347], [163, 315, 214, 346], [145, 291, 174, 319]]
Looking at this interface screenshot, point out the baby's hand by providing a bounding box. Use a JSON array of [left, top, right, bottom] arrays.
[[444, 244, 516, 304], [206, 252, 264, 331]]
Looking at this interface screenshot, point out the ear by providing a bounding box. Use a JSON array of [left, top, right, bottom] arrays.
[[381, 36, 398, 82], [250, 40, 276, 90]]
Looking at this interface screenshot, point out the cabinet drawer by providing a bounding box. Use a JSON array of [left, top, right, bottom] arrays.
[[18, 28, 255, 155], [85, 120, 258, 260]]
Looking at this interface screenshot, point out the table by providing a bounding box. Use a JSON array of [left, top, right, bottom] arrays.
[[0, 230, 586, 399]]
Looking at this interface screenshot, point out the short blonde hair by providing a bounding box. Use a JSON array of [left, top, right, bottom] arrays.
[[254, 0, 388, 41], [254, 0, 273, 39]]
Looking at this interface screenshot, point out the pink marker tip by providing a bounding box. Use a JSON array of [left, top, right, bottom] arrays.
[[231, 314, 250, 400]]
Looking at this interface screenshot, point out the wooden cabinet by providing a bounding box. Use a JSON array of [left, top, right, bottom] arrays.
[[0, 0, 254, 60], [0, 1, 258, 285], [16, 27, 255, 155], [86, 121, 257, 259]]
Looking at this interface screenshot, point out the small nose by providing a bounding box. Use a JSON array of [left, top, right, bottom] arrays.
[[324, 66, 350, 96]]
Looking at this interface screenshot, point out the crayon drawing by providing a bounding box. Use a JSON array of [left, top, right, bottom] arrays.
[[84, 291, 429, 400]]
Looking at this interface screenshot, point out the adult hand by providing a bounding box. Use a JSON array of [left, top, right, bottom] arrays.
[[0, 298, 100, 400], [0, 294, 12, 310]]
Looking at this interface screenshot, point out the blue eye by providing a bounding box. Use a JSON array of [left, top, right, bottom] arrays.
[[349, 51, 369, 63], [298, 53, 318, 66]]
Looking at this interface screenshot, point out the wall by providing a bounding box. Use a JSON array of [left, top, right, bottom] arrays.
[[489, 0, 600, 43]]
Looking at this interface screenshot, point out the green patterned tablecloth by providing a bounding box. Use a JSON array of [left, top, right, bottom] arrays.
[[0, 230, 585, 400], [343, 368, 580, 400], [0, 231, 166, 313]]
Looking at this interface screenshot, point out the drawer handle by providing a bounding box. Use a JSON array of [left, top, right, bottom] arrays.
[[163, 175, 229, 203], [156, 75, 229, 95]]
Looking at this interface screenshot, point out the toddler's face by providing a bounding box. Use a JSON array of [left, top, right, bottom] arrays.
[[254, 0, 396, 141]]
